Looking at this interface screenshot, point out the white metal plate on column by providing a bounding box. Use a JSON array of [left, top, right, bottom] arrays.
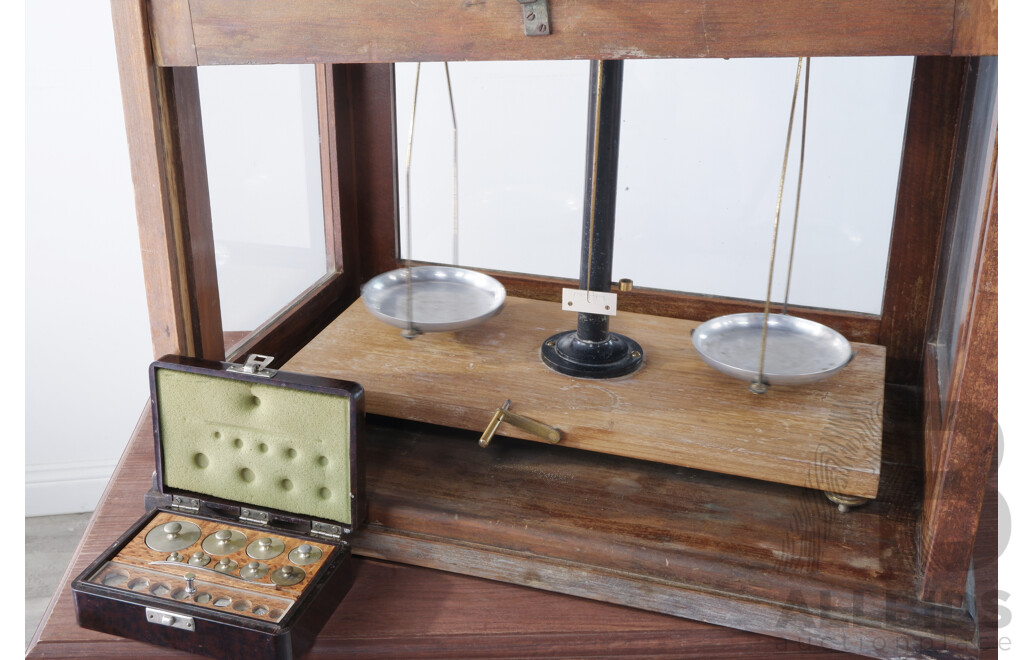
[[561, 289, 617, 316]]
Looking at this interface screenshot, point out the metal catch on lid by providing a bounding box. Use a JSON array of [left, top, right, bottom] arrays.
[[227, 354, 278, 378]]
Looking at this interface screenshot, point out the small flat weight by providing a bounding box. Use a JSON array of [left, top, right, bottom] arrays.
[[188, 551, 211, 567], [202, 529, 247, 555], [145, 521, 201, 553], [213, 558, 238, 574], [246, 537, 285, 560], [270, 565, 305, 587], [288, 544, 323, 566], [239, 561, 269, 581]]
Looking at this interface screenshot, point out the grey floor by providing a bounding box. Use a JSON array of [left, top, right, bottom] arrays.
[[26, 512, 93, 650]]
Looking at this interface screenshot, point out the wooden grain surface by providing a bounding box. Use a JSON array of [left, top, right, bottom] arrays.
[[878, 57, 968, 385], [148, 0, 197, 66], [112, 0, 194, 358], [112, 0, 225, 360], [146, 0, 965, 66], [28, 403, 983, 659], [286, 297, 884, 498], [349, 415, 981, 658], [953, 0, 998, 55]]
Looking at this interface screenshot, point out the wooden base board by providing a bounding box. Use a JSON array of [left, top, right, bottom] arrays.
[[350, 416, 976, 660], [286, 296, 884, 498]]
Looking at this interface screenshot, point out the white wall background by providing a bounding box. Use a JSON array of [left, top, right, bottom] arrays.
[[25, 1, 153, 516], [23, 7, 327, 516]]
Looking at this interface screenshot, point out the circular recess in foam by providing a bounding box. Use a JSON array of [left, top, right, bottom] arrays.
[[285, 447, 297, 459], [194, 453, 209, 468], [233, 438, 243, 448], [240, 468, 255, 483], [258, 442, 269, 453], [317, 456, 329, 467], [280, 478, 293, 491], [318, 487, 331, 500]]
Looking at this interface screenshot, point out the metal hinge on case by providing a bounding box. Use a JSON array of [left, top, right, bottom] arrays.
[[515, 0, 550, 36], [311, 521, 343, 541], [227, 354, 278, 378], [170, 496, 200, 513], [240, 507, 270, 526]]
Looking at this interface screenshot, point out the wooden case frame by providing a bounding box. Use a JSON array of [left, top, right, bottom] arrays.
[[98, 1, 998, 657]]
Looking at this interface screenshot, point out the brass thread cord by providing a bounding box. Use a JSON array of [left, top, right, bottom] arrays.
[[755, 57, 805, 390], [404, 63, 422, 335], [444, 62, 459, 266], [782, 58, 811, 316], [585, 62, 604, 297]]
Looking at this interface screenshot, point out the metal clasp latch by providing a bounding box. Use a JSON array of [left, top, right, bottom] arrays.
[[515, 0, 550, 36], [227, 354, 277, 378], [146, 607, 194, 631], [479, 400, 561, 447]]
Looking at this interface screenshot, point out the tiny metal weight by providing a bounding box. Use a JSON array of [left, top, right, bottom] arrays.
[[145, 520, 201, 553], [167, 552, 185, 563], [189, 551, 211, 567], [239, 561, 269, 581], [270, 565, 306, 587], [214, 558, 238, 574], [246, 537, 285, 560], [202, 529, 247, 555], [288, 543, 323, 566]]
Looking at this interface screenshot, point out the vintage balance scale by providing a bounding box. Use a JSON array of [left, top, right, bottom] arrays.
[[55, 5, 992, 657], [293, 56, 883, 508]]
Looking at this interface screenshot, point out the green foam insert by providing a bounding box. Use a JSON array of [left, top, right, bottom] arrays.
[[155, 368, 352, 525]]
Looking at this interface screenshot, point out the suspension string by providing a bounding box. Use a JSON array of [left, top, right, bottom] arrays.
[[782, 58, 811, 316], [753, 57, 805, 393], [403, 63, 422, 337], [444, 62, 459, 266], [584, 62, 605, 297]]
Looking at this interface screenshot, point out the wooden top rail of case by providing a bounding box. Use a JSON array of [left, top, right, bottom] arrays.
[[285, 297, 884, 499], [148, 0, 994, 67]]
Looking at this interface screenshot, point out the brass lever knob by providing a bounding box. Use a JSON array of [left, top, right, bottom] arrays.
[[479, 400, 560, 447]]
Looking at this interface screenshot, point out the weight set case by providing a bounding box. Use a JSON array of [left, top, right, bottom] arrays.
[[72, 354, 365, 659]]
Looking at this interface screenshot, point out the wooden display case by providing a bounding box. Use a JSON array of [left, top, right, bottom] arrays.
[[28, 2, 998, 659]]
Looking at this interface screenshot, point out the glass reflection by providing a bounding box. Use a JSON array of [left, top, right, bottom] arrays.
[[198, 64, 327, 348]]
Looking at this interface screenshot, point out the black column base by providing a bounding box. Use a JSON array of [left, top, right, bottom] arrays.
[[540, 330, 644, 379]]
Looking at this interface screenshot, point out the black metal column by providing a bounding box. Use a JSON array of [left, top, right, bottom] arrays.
[[541, 60, 644, 378]]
